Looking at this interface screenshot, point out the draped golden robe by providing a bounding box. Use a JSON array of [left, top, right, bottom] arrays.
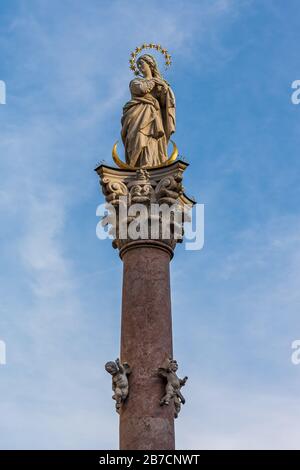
[[121, 78, 176, 167]]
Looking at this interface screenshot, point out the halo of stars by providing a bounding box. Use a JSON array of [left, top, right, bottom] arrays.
[[129, 43, 172, 76]]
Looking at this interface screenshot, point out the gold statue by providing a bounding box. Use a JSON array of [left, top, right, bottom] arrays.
[[113, 44, 177, 169]]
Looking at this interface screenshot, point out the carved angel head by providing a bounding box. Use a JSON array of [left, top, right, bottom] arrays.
[[105, 361, 118, 375], [169, 359, 178, 372]]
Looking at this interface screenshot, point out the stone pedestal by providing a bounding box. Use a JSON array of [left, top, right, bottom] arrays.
[[95, 160, 194, 450]]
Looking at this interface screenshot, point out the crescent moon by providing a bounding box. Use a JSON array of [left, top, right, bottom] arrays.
[[166, 140, 179, 165], [112, 140, 178, 170], [112, 142, 133, 170]]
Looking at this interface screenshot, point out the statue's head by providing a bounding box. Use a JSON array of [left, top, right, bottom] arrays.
[[105, 361, 118, 375], [169, 359, 178, 372], [137, 54, 160, 78]]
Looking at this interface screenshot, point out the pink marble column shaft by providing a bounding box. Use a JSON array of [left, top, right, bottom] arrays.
[[119, 242, 175, 450]]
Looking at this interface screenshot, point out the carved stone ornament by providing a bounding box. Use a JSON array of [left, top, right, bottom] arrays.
[[157, 357, 188, 418], [105, 358, 131, 414], [95, 160, 195, 256]]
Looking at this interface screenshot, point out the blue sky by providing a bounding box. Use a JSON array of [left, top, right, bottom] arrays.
[[0, 0, 300, 449]]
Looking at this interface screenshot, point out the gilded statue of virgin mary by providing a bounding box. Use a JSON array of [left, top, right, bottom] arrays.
[[121, 53, 176, 168]]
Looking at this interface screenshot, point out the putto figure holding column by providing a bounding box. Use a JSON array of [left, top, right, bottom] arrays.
[[105, 358, 131, 413], [158, 357, 188, 418]]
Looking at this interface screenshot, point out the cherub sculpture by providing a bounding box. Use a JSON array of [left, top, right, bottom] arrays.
[[105, 358, 131, 414], [158, 358, 188, 418]]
